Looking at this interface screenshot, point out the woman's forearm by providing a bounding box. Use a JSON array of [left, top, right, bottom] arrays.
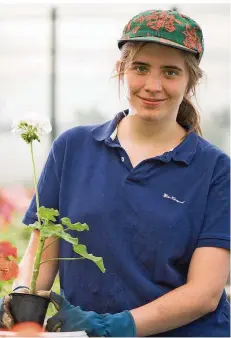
[[12, 230, 40, 290], [130, 282, 216, 336], [12, 230, 59, 291]]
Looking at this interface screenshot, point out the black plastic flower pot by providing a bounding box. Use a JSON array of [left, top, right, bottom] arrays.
[[9, 293, 50, 326]]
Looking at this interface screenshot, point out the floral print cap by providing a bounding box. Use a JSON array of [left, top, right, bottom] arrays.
[[118, 9, 204, 62]]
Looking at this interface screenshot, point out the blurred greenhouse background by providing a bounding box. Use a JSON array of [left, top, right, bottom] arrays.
[[0, 3, 230, 295], [0, 3, 230, 185]]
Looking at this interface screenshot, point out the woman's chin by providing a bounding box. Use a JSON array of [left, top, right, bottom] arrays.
[[135, 110, 163, 123]]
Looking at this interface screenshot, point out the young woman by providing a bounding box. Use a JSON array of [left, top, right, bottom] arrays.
[[1, 9, 230, 337]]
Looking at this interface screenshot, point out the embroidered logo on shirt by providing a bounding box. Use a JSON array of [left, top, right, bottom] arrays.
[[163, 193, 185, 204]]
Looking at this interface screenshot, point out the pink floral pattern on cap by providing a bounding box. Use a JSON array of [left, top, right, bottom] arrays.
[[183, 25, 203, 53], [119, 9, 204, 61]]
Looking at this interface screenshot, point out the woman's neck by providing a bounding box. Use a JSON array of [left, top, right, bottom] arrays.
[[118, 114, 186, 148]]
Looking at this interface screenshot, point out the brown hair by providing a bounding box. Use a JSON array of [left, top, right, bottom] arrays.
[[115, 42, 204, 136]]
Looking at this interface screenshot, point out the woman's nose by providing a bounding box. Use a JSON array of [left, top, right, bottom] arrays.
[[144, 75, 162, 93]]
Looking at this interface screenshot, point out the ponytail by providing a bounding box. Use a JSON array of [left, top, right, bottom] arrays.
[[177, 97, 202, 136]]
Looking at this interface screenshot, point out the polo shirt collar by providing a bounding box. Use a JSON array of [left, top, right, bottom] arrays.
[[171, 131, 198, 165], [91, 110, 128, 141], [91, 110, 198, 166]]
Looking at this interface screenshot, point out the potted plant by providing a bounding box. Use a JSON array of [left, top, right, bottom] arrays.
[[9, 116, 106, 327]]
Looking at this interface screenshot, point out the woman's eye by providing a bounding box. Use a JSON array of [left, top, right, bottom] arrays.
[[165, 70, 178, 77], [135, 66, 148, 73]]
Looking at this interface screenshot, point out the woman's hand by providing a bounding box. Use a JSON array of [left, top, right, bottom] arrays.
[[39, 291, 136, 337]]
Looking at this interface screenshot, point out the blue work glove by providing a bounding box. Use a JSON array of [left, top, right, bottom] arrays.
[[45, 291, 136, 337]]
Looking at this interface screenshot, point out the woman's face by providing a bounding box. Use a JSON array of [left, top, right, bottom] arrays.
[[121, 43, 189, 123]]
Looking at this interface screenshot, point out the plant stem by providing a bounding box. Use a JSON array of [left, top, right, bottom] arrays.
[[30, 142, 41, 226], [29, 141, 43, 294], [40, 257, 85, 265], [30, 235, 46, 294], [42, 229, 71, 253], [42, 238, 59, 253]]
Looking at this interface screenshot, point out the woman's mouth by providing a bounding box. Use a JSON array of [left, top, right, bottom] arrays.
[[138, 97, 167, 106]]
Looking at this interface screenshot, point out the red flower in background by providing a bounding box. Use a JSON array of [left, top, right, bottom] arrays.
[[12, 322, 44, 335], [0, 186, 34, 231], [0, 241, 17, 258], [0, 258, 18, 281], [0, 241, 18, 281]]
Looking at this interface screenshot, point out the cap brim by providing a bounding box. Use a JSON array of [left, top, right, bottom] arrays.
[[118, 36, 198, 56]]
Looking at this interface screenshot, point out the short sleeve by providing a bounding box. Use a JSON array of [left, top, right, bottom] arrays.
[[197, 153, 230, 250], [22, 137, 66, 225]]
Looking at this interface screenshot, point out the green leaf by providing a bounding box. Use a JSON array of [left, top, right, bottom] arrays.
[[26, 221, 42, 231], [39, 227, 105, 272], [73, 244, 106, 273], [33, 216, 105, 274], [57, 231, 79, 246], [40, 226, 79, 246], [40, 224, 64, 238], [61, 217, 89, 231], [37, 206, 59, 222]]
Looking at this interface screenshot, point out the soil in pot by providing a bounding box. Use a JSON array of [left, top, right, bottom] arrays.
[[9, 293, 50, 326]]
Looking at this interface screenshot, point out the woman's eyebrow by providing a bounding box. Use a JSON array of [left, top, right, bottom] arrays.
[[131, 61, 150, 67], [131, 61, 183, 72], [161, 65, 183, 72]]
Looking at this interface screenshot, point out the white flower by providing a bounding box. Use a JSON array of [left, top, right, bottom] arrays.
[[12, 114, 52, 136], [11, 114, 52, 144]]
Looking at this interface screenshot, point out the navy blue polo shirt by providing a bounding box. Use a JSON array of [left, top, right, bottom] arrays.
[[23, 110, 230, 337]]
